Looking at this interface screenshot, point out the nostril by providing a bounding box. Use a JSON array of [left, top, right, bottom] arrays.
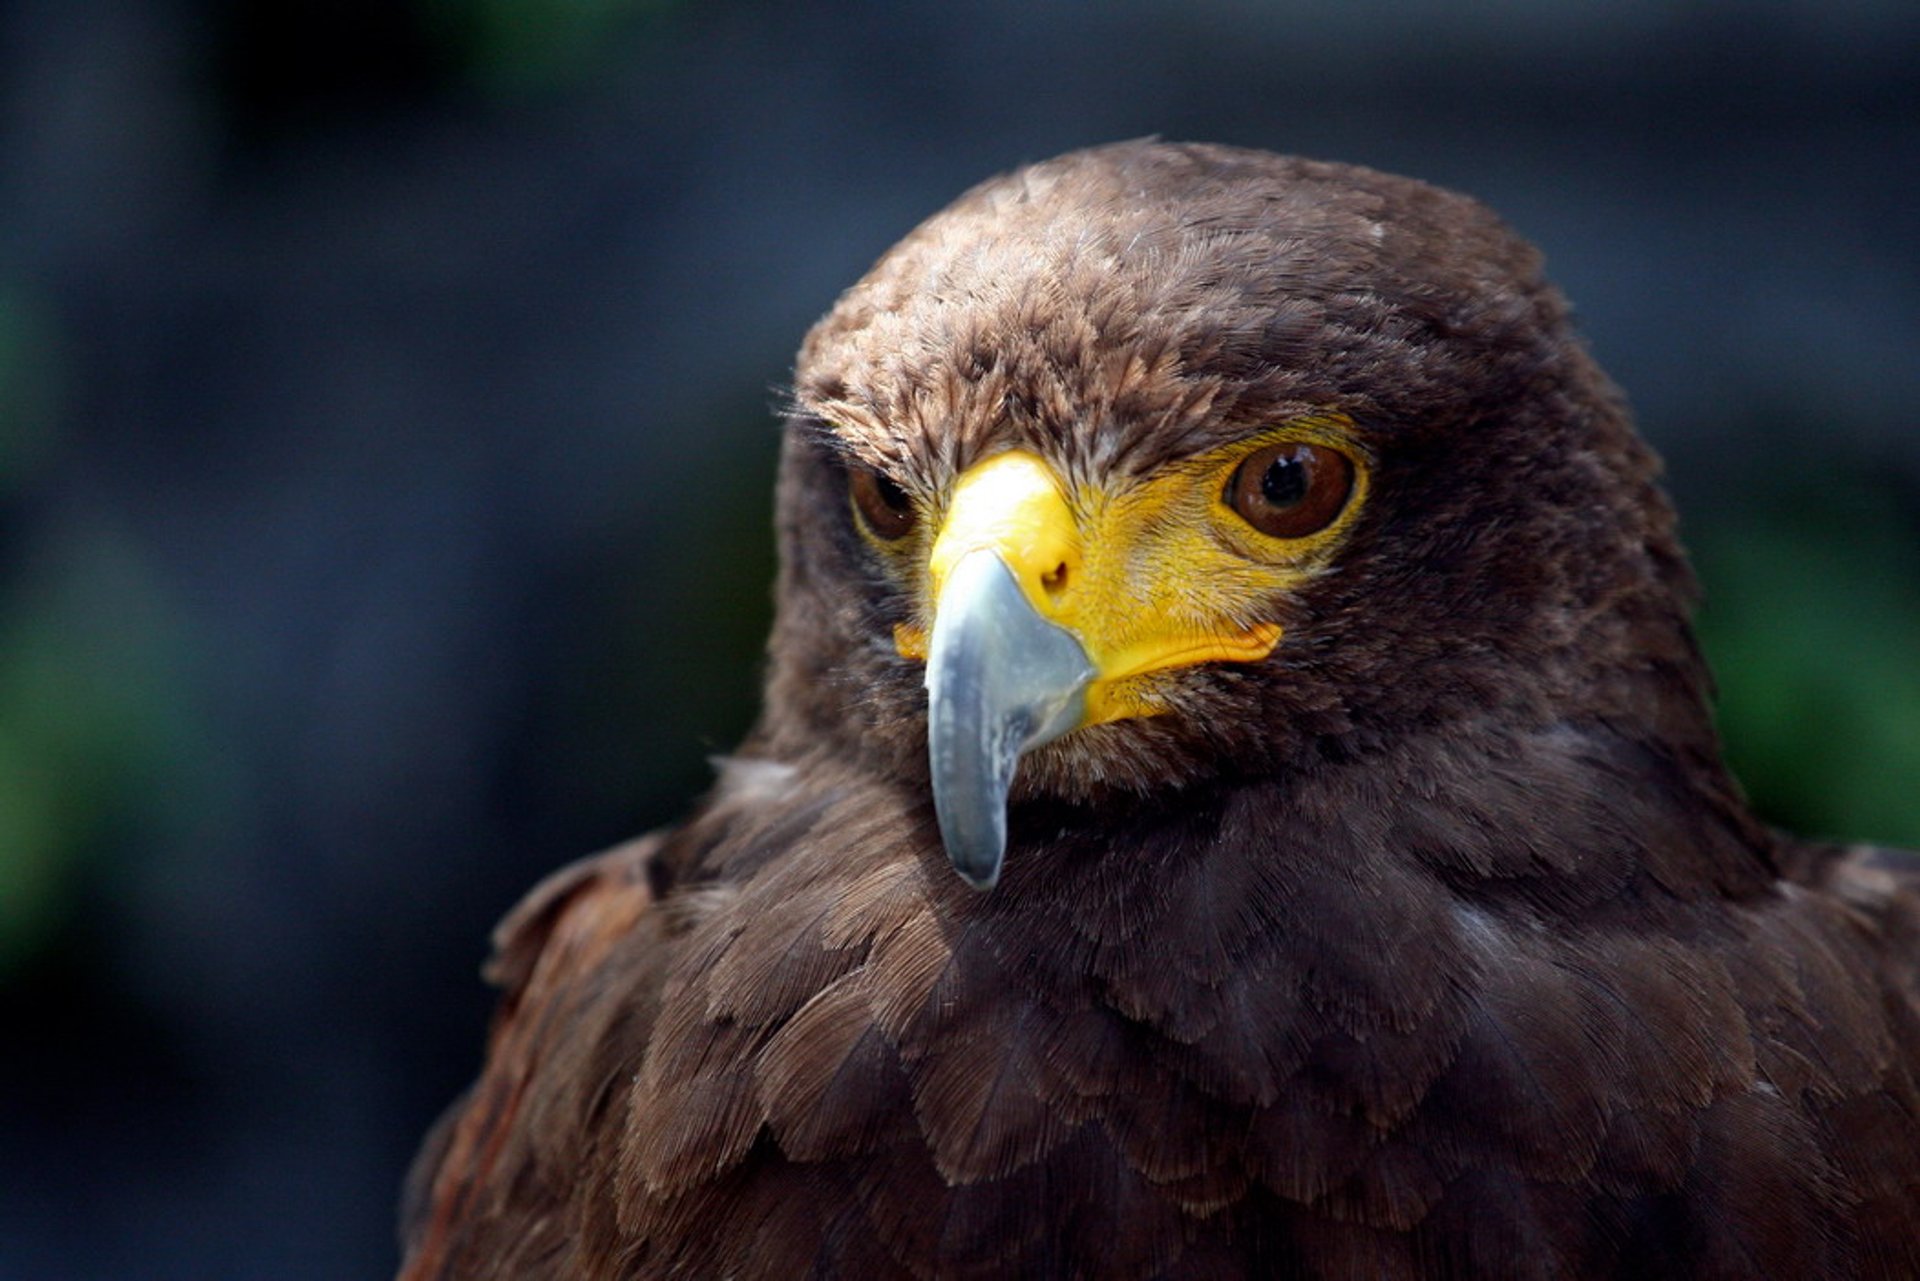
[[1041, 562, 1070, 595]]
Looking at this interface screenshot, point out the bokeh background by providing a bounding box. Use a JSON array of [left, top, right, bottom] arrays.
[[2, 0, 1917, 1275]]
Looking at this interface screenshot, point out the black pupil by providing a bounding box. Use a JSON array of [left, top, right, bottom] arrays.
[[1260, 452, 1309, 508], [875, 473, 910, 511]]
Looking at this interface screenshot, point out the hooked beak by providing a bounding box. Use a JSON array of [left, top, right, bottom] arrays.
[[924, 550, 1095, 889], [895, 449, 1283, 889]]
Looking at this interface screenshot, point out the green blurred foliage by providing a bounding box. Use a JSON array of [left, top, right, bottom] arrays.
[[0, 533, 210, 980], [1693, 472, 1920, 850], [0, 287, 63, 974], [534, 403, 777, 831], [0, 292, 211, 979], [422, 0, 686, 89]]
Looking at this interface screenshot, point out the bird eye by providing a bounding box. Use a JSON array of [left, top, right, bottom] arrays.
[[849, 467, 917, 540], [1225, 442, 1355, 539]]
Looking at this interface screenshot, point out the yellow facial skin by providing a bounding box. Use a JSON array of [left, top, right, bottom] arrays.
[[875, 416, 1371, 727]]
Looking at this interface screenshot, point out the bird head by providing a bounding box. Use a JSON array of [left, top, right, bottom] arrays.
[[760, 141, 1712, 890]]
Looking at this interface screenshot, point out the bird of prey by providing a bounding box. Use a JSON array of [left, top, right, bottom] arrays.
[[399, 141, 1920, 1279]]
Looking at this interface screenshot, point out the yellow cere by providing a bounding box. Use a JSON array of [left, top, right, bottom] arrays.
[[891, 415, 1372, 727]]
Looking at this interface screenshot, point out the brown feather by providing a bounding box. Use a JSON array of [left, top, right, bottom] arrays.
[[401, 142, 1920, 1279]]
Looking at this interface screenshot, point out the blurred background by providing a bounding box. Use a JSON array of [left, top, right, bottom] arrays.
[[1, 0, 1916, 1275]]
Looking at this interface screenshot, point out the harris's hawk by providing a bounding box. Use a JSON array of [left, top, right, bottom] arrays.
[[399, 141, 1920, 1279]]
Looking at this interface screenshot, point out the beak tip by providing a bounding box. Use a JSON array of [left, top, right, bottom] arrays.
[[939, 823, 1008, 891], [953, 864, 1002, 892]]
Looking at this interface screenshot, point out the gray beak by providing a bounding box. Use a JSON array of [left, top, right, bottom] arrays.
[[924, 550, 1096, 889]]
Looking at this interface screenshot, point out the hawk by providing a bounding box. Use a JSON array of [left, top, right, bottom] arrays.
[[400, 141, 1920, 1279]]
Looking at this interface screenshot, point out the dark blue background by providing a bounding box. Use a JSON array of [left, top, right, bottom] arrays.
[[2, 1, 1916, 1275]]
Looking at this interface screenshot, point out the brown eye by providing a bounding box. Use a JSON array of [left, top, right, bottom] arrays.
[[1225, 442, 1355, 539], [850, 467, 917, 539]]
